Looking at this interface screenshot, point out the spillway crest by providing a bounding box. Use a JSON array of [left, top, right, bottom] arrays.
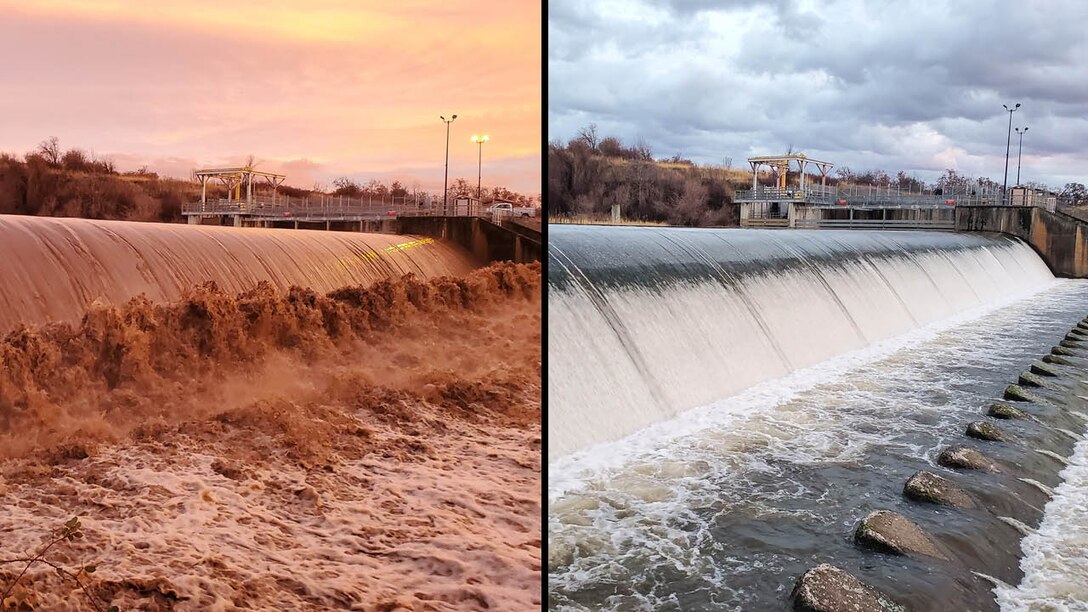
[[548, 226, 1056, 461], [0, 215, 476, 333]]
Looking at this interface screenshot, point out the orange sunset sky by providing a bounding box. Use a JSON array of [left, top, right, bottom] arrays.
[[0, 1, 541, 195]]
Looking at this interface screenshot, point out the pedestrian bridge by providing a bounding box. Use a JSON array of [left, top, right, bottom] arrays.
[[736, 185, 1003, 230]]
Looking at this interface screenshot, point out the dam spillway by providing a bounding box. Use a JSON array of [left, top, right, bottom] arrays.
[[548, 226, 1055, 461], [547, 225, 1088, 610], [0, 215, 477, 333]]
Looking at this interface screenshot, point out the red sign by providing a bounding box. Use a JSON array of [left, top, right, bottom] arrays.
[[837, 200, 847, 206], [946, 200, 956, 205]]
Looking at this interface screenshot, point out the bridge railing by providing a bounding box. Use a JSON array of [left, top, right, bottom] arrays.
[[736, 187, 1003, 208]]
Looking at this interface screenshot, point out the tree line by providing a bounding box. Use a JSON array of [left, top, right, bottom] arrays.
[[548, 125, 739, 225], [548, 125, 1088, 225], [0, 137, 541, 222]]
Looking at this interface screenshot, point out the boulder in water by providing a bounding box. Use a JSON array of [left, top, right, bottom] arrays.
[[903, 471, 975, 508], [966, 420, 1006, 441], [1042, 354, 1075, 366], [854, 510, 948, 559], [791, 564, 904, 612], [1065, 333, 1086, 343], [937, 446, 1000, 472], [988, 403, 1028, 420], [1030, 361, 1062, 377], [1059, 339, 1085, 350], [1003, 384, 1042, 402], [1018, 371, 1051, 388], [1052, 346, 1079, 357]]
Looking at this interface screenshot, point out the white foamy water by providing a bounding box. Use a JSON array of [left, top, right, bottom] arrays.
[[548, 227, 1055, 461], [997, 437, 1088, 611], [548, 267, 1088, 610]]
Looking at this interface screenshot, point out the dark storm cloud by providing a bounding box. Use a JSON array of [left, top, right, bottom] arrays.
[[549, 0, 1088, 187]]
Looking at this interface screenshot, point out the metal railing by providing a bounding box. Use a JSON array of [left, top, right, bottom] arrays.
[[793, 218, 955, 230], [737, 186, 1004, 208], [183, 195, 542, 223]]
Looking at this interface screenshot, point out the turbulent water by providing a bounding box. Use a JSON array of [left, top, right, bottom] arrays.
[[0, 214, 476, 333], [549, 226, 1054, 461], [0, 218, 541, 610], [548, 225, 1088, 611]]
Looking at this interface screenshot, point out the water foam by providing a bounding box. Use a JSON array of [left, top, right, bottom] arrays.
[[997, 436, 1088, 610], [549, 226, 1055, 461]]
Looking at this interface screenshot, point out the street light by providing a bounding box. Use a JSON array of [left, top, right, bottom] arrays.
[[440, 114, 457, 213], [1015, 126, 1029, 186], [471, 134, 489, 210], [1002, 102, 1020, 204]]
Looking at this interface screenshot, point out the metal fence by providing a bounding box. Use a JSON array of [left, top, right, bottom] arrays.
[[737, 186, 1004, 208], [793, 218, 956, 230], [183, 195, 542, 224]]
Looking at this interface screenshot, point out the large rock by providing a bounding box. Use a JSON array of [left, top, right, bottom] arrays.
[[1059, 339, 1085, 351], [1030, 361, 1062, 377], [792, 564, 905, 612], [1018, 371, 1051, 388], [1042, 354, 1075, 366], [854, 510, 947, 559], [1069, 327, 1088, 338], [1065, 333, 1086, 343], [903, 471, 975, 508], [1004, 384, 1043, 402], [1052, 346, 1079, 357], [937, 446, 1000, 472], [966, 420, 1005, 441], [988, 403, 1028, 420]]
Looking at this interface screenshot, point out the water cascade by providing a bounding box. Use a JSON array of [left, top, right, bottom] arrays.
[[0, 215, 476, 333], [548, 226, 1055, 462]]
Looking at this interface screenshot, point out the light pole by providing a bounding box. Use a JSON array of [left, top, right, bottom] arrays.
[[1002, 102, 1020, 204], [439, 114, 456, 212], [471, 134, 489, 210], [1015, 126, 1028, 186]]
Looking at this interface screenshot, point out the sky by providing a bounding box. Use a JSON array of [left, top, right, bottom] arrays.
[[0, 0, 541, 195], [549, 0, 1088, 189]]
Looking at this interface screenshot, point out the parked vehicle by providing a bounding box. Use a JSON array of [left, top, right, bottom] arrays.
[[487, 202, 536, 217]]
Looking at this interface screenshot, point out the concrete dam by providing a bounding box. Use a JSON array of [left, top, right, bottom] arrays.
[[547, 225, 1088, 611]]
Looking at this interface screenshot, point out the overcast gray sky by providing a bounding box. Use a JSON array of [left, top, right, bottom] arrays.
[[549, 0, 1088, 189]]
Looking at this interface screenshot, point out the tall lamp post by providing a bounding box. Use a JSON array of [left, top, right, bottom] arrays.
[[1015, 126, 1029, 187], [471, 134, 489, 211], [439, 114, 456, 212], [1002, 102, 1020, 205]]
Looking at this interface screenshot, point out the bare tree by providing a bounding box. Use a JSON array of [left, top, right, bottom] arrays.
[[36, 137, 62, 166], [577, 123, 599, 152]]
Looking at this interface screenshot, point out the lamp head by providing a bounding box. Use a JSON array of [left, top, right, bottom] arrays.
[[1015, 103, 1021, 108]]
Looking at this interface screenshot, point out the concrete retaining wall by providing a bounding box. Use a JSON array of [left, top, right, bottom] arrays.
[[395, 216, 541, 264], [956, 206, 1088, 278]]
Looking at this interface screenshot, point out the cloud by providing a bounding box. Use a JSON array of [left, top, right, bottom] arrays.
[[549, 0, 1088, 187], [0, 0, 541, 193]]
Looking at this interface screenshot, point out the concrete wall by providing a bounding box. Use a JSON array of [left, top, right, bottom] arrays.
[[395, 216, 541, 264], [955, 205, 1088, 278]]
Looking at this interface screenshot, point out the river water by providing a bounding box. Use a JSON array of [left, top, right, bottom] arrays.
[[547, 226, 1088, 611]]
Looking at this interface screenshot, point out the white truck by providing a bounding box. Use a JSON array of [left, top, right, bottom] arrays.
[[487, 202, 537, 217]]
